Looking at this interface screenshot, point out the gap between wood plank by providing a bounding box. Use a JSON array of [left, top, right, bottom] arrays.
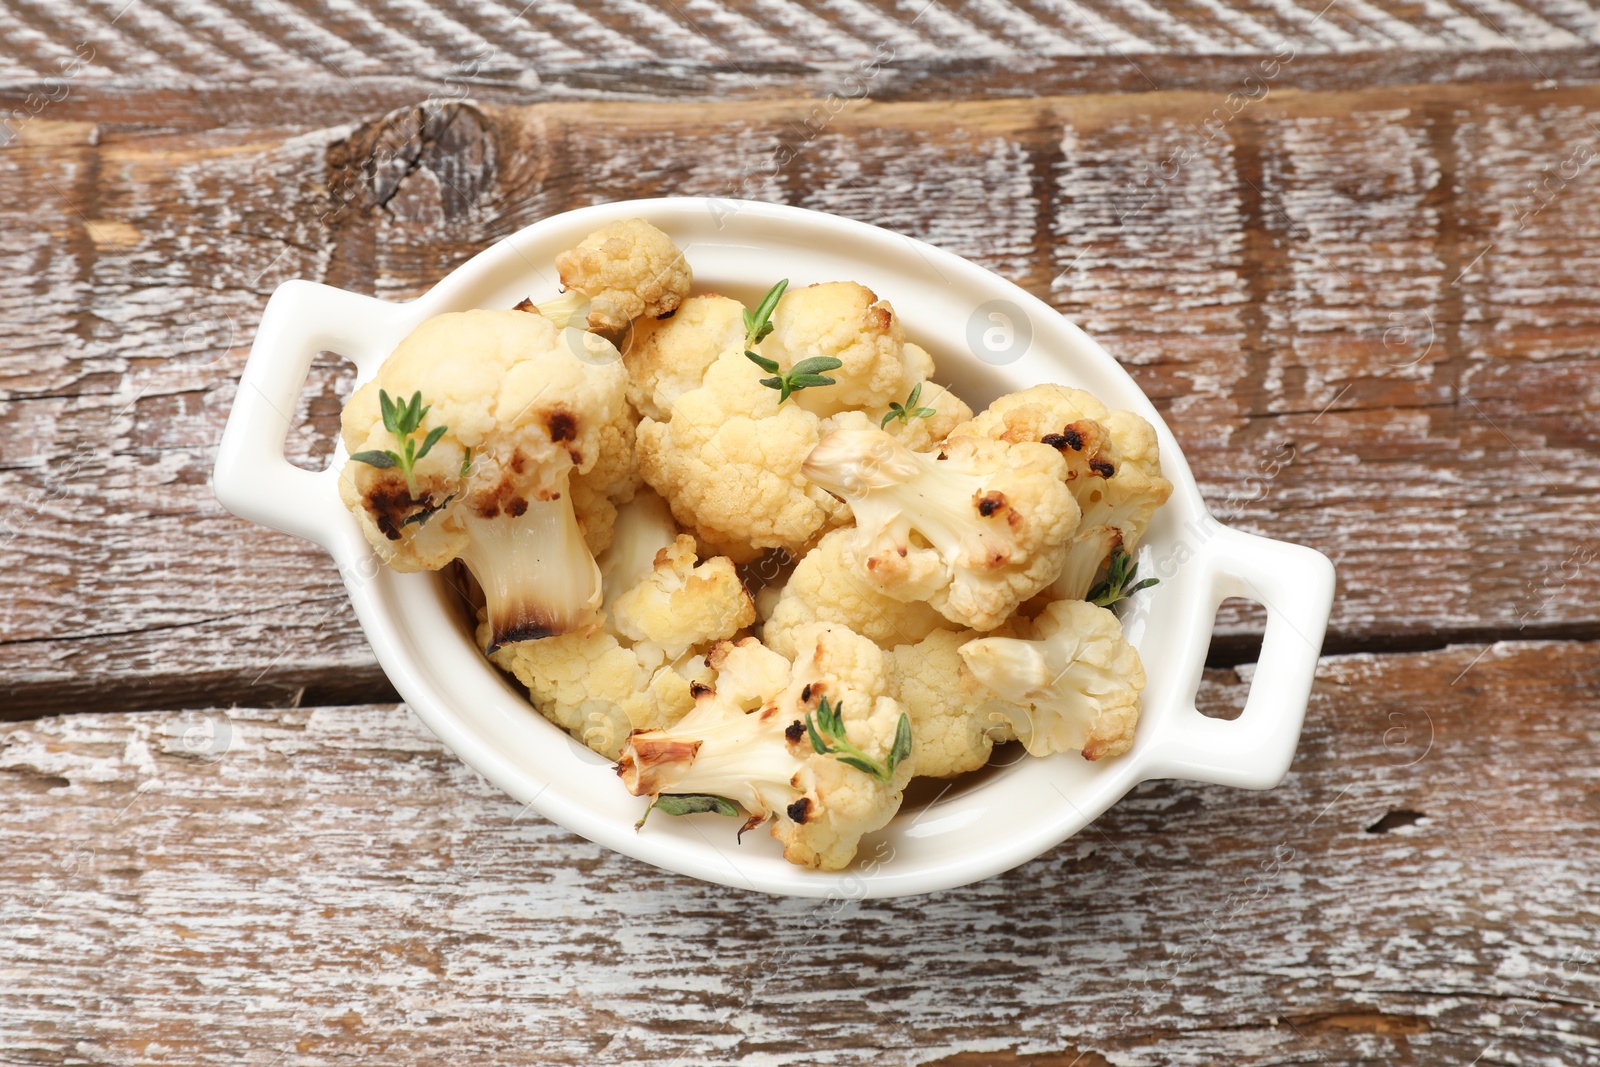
[[10, 631, 1600, 724]]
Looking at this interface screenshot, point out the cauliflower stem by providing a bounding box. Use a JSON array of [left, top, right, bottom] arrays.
[[959, 600, 1145, 761], [461, 495, 602, 652], [617, 696, 808, 829]]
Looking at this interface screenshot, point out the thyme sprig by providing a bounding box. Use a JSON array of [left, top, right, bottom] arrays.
[[1088, 545, 1159, 609], [741, 278, 844, 403], [351, 389, 447, 499], [879, 382, 938, 429], [804, 696, 912, 784]]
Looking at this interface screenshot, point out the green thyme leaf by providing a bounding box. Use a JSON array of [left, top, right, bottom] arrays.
[[790, 355, 845, 377], [805, 712, 829, 755], [889, 712, 913, 772], [416, 424, 448, 461], [350, 450, 398, 469], [401, 391, 425, 434], [751, 278, 788, 331], [635, 792, 741, 830], [379, 389, 398, 434], [835, 756, 881, 777], [745, 350, 781, 374]]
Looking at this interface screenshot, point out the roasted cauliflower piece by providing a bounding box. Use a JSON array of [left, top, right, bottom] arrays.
[[545, 218, 693, 335], [951, 385, 1173, 600], [339, 309, 626, 650], [617, 622, 912, 871], [637, 345, 848, 555], [611, 534, 756, 660], [959, 599, 1144, 761], [762, 527, 944, 659], [887, 627, 1016, 779], [802, 425, 1079, 630], [624, 293, 746, 422]]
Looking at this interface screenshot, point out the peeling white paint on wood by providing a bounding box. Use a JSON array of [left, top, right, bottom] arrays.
[[4, 88, 1600, 713], [1, 644, 1596, 1064], [1, 0, 1596, 88]]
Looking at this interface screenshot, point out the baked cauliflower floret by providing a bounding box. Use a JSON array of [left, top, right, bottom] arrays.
[[952, 384, 1119, 493], [768, 622, 913, 869], [489, 628, 701, 759], [758, 282, 913, 419], [763, 527, 943, 659], [618, 691, 800, 831], [638, 346, 847, 554], [597, 488, 679, 616], [706, 636, 792, 710], [543, 218, 692, 336], [802, 425, 1079, 630], [951, 385, 1173, 600], [1057, 451, 1171, 599], [959, 599, 1144, 761], [339, 309, 626, 651], [611, 534, 756, 660], [624, 294, 746, 421], [617, 622, 912, 871], [887, 628, 1015, 778]]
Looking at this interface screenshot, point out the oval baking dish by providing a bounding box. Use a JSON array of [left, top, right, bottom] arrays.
[[214, 197, 1335, 899]]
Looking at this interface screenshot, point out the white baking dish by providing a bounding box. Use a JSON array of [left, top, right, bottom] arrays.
[[213, 197, 1334, 899]]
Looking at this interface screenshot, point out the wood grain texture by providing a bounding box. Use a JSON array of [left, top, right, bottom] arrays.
[[4, 84, 1600, 713], [2, 0, 1599, 124], [4, 0, 1596, 78], [1, 641, 1596, 1064]]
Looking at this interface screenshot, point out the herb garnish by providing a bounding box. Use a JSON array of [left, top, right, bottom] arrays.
[[635, 792, 740, 830], [351, 389, 447, 499], [804, 696, 912, 784], [1088, 545, 1159, 609], [741, 279, 844, 403], [879, 382, 937, 429]]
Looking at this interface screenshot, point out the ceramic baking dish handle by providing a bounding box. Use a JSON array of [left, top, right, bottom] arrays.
[[1144, 526, 1335, 790], [213, 280, 392, 550]]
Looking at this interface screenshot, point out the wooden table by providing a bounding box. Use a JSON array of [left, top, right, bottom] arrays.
[[4, 2, 1599, 1063]]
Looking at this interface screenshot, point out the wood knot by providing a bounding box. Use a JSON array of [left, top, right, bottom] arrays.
[[325, 101, 496, 223]]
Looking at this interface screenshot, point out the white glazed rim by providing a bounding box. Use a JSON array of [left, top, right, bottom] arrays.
[[214, 197, 1335, 899]]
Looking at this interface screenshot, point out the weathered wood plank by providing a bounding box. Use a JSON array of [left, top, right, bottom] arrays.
[[1, 642, 1596, 1064], [0, 0, 1592, 80], [4, 85, 1600, 714], [2, 0, 1599, 124]]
